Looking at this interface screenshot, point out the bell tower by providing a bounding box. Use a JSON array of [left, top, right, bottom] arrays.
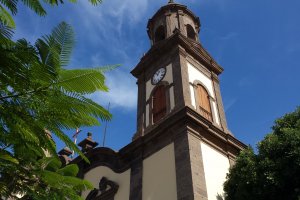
[[130, 1, 246, 199], [76, 2, 246, 200], [132, 1, 229, 139]]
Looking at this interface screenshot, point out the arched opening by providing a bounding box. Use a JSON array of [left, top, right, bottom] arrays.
[[196, 84, 212, 121], [154, 25, 166, 43], [186, 24, 196, 40], [152, 85, 167, 123]]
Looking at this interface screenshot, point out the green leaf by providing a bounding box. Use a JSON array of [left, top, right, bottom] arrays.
[[38, 157, 62, 171], [40, 170, 64, 186], [21, 0, 47, 16], [0, 4, 16, 28], [89, 0, 102, 6], [57, 164, 79, 176], [0, 0, 18, 15], [0, 149, 19, 164], [50, 22, 75, 67], [57, 68, 108, 94]]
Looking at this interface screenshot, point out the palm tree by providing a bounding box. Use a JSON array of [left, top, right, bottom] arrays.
[[0, 22, 115, 199]]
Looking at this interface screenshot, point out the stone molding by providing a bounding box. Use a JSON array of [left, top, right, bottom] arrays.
[[86, 177, 119, 200], [73, 107, 246, 176], [131, 32, 223, 78]]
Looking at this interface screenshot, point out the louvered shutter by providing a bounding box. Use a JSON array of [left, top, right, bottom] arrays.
[[152, 85, 167, 123], [197, 85, 212, 121]]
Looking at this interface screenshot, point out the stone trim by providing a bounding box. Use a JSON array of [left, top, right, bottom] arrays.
[[135, 73, 146, 139], [147, 3, 200, 39], [187, 132, 208, 200], [129, 156, 143, 200], [86, 177, 119, 200], [73, 107, 245, 174], [179, 49, 192, 107], [72, 148, 132, 179], [131, 32, 223, 78], [211, 73, 229, 132], [174, 131, 194, 200]]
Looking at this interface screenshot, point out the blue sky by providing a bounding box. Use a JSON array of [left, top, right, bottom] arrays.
[[13, 0, 300, 152]]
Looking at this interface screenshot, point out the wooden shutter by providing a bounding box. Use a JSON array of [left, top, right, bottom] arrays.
[[197, 85, 212, 121], [152, 85, 167, 123]]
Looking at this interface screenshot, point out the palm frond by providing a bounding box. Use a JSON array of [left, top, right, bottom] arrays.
[[89, 0, 102, 6], [0, 21, 14, 45], [56, 164, 78, 176], [43, 0, 77, 6], [35, 35, 60, 75], [56, 68, 109, 94], [21, 0, 46, 16], [50, 22, 75, 67], [0, 0, 18, 15], [91, 64, 120, 73], [38, 157, 61, 171], [0, 4, 15, 28], [0, 149, 19, 164]]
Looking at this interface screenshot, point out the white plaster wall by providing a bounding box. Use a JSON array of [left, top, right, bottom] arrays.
[[187, 62, 215, 98], [187, 62, 220, 125], [143, 143, 177, 200], [164, 63, 173, 84], [146, 80, 155, 101], [200, 142, 230, 200], [190, 84, 196, 108], [212, 101, 220, 125], [82, 166, 130, 200]]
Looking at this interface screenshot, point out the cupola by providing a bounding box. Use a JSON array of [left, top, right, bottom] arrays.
[[147, 0, 201, 45]]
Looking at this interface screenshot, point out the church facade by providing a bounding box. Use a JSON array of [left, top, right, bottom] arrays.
[[70, 1, 246, 200]]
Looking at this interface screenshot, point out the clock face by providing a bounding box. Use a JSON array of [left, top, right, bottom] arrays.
[[152, 68, 166, 85]]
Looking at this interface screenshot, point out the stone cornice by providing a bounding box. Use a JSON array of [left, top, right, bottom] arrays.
[[73, 107, 246, 176], [131, 32, 223, 78]]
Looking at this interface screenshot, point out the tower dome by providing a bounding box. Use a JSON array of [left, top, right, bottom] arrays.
[[147, 1, 201, 45]]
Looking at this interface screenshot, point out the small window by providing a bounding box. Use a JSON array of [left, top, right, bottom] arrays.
[[152, 85, 167, 123], [154, 25, 166, 43], [187, 24, 196, 40], [197, 84, 212, 121]]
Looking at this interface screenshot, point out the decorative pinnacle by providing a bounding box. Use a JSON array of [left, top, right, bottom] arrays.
[[168, 0, 174, 3]]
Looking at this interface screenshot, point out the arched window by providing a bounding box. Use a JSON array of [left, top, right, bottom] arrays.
[[187, 24, 196, 40], [196, 84, 212, 121], [154, 25, 166, 43], [152, 85, 167, 123]]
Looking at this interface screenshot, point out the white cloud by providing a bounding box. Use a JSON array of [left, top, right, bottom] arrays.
[[70, 0, 155, 111], [89, 70, 137, 110], [77, 0, 151, 38]]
